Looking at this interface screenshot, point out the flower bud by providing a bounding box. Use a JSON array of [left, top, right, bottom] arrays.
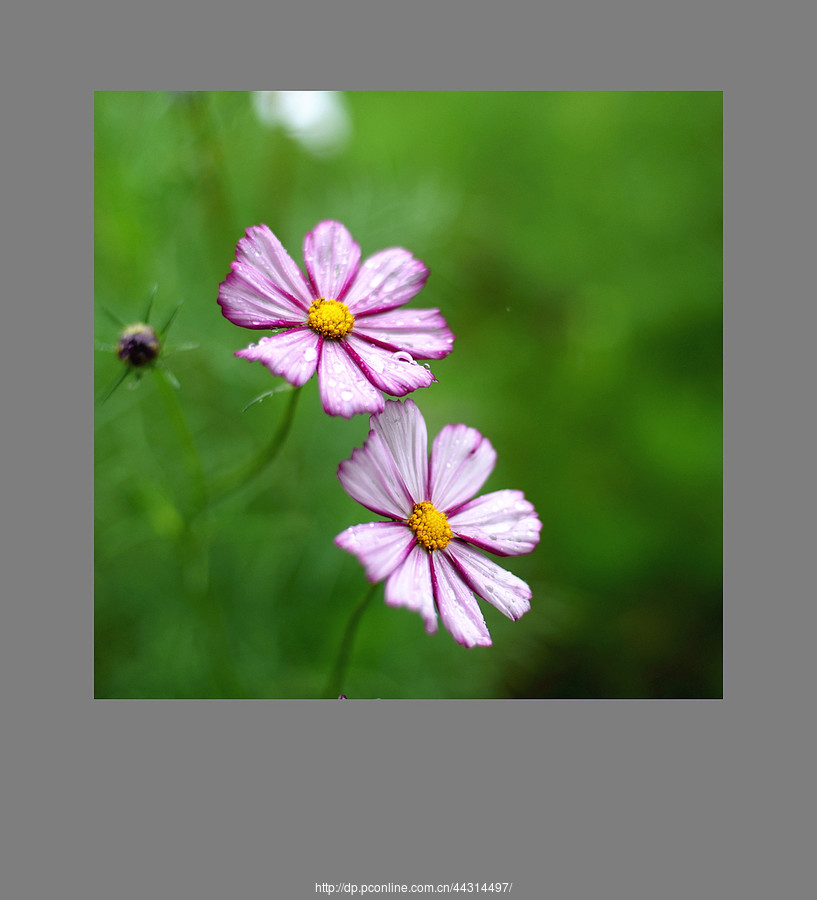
[[117, 323, 160, 367]]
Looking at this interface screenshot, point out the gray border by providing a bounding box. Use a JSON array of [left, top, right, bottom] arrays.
[[12, 3, 795, 896]]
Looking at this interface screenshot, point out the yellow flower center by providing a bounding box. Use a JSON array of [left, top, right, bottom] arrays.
[[407, 501, 453, 551], [307, 297, 355, 339]]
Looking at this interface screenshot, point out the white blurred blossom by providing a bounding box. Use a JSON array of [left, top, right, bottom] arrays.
[[251, 91, 351, 158]]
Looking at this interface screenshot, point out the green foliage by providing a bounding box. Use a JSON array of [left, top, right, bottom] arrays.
[[94, 91, 722, 698]]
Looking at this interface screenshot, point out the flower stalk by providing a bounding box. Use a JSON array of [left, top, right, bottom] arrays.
[[207, 384, 302, 509], [324, 582, 379, 699]]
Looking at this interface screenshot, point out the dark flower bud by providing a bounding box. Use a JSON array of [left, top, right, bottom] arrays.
[[117, 323, 160, 367]]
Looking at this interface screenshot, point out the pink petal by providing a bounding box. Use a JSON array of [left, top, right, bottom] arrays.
[[448, 490, 542, 557], [337, 429, 415, 520], [303, 221, 361, 301], [218, 263, 308, 329], [235, 328, 319, 386], [444, 542, 532, 621], [368, 398, 429, 504], [430, 552, 492, 648], [428, 424, 497, 513], [341, 248, 429, 316], [353, 307, 455, 360], [317, 340, 385, 418], [345, 335, 435, 402], [334, 522, 414, 583], [234, 224, 314, 309], [384, 544, 438, 634]]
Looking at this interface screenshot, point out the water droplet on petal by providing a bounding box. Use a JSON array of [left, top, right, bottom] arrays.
[[341, 390, 354, 402], [304, 346, 317, 362], [392, 350, 414, 365]]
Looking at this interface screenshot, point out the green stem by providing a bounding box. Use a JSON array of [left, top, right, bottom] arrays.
[[149, 367, 242, 695], [325, 582, 379, 699], [181, 92, 236, 251], [209, 385, 302, 507], [152, 366, 208, 515]]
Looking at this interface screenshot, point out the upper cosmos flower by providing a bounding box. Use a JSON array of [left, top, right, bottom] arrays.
[[218, 221, 455, 418], [335, 399, 542, 647]]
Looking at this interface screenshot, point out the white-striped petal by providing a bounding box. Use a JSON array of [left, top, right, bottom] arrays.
[[334, 522, 414, 583], [218, 263, 308, 329], [444, 542, 532, 621], [428, 424, 497, 513], [448, 490, 542, 556], [337, 429, 414, 520], [235, 328, 319, 386], [353, 307, 455, 360], [234, 224, 314, 309], [384, 544, 438, 634], [430, 552, 492, 648], [317, 340, 384, 418], [303, 221, 361, 301], [344, 335, 435, 401], [367, 399, 429, 504], [342, 248, 429, 315]]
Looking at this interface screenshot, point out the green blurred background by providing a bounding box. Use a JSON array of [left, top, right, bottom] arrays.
[[94, 91, 722, 698]]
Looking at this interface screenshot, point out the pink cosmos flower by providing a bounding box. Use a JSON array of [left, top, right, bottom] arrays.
[[217, 221, 454, 418], [335, 399, 542, 647]]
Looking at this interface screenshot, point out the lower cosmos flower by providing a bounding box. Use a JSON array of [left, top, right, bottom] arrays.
[[335, 399, 542, 647], [217, 220, 454, 418]]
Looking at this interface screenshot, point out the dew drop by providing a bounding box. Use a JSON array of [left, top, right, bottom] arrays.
[[392, 350, 414, 365], [304, 346, 317, 362], [341, 390, 354, 402]]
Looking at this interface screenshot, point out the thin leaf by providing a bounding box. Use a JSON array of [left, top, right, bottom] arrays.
[[159, 299, 184, 339], [165, 341, 199, 354], [156, 360, 180, 390], [98, 368, 130, 405], [242, 383, 294, 412], [100, 306, 126, 329], [142, 283, 159, 323]]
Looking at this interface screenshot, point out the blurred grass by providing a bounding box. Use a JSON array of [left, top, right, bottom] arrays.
[[94, 91, 722, 698]]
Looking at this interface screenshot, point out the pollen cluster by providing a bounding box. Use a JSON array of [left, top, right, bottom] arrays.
[[307, 297, 355, 339], [407, 501, 453, 551]]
